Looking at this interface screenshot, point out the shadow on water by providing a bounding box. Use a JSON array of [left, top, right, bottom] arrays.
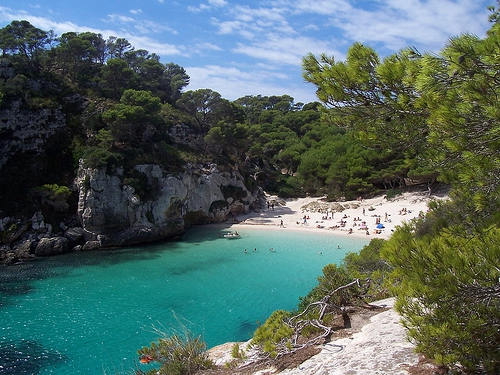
[[0, 339, 66, 375], [0, 237, 183, 309], [237, 320, 259, 342], [168, 255, 231, 276], [180, 224, 238, 244]]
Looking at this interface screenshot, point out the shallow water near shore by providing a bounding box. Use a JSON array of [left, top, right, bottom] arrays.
[[0, 226, 369, 374]]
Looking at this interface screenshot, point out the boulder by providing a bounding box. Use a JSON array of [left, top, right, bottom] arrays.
[[34, 237, 69, 256], [64, 227, 84, 244], [81, 241, 101, 251]]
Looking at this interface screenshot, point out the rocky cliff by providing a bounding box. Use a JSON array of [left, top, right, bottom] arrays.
[[0, 159, 263, 264], [0, 64, 266, 263], [0, 99, 66, 170], [75, 161, 263, 247]]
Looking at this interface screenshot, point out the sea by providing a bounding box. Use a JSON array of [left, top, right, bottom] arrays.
[[0, 225, 369, 374]]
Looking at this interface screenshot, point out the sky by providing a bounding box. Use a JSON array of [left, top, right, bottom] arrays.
[[0, 0, 494, 104]]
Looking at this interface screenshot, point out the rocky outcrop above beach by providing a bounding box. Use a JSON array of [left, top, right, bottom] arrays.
[[75, 161, 263, 246]]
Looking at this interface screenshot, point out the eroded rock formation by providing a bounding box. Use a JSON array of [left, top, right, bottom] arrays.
[[75, 161, 263, 246]]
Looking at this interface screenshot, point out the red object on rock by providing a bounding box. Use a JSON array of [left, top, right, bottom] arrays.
[[139, 354, 154, 364]]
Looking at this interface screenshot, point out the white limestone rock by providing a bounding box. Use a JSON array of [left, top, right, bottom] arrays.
[[75, 161, 262, 246]]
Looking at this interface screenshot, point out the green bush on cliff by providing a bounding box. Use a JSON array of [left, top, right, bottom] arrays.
[[250, 310, 293, 358], [81, 146, 123, 171], [137, 332, 214, 375], [250, 239, 392, 356], [342, 238, 392, 301]]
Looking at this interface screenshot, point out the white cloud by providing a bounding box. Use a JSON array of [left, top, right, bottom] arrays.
[[185, 64, 318, 103], [233, 35, 343, 66], [107, 13, 135, 23], [129, 9, 142, 15], [126, 34, 185, 56], [194, 42, 222, 51], [213, 18, 255, 38], [104, 13, 178, 36], [188, 4, 210, 13], [188, 0, 227, 13], [208, 0, 227, 7], [292, 0, 353, 15], [330, 0, 490, 53], [212, 5, 294, 39]]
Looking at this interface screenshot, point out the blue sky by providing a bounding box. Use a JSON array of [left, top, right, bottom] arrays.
[[0, 0, 494, 103]]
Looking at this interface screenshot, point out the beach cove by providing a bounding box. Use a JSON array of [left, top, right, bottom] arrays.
[[0, 189, 442, 374], [0, 220, 368, 374], [204, 189, 446, 375]]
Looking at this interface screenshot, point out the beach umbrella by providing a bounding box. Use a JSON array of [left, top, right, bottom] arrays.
[[376, 223, 385, 229]]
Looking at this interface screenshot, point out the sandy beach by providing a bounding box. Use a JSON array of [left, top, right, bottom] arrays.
[[232, 189, 440, 240]]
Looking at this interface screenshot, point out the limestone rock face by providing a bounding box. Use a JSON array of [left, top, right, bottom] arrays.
[[75, 161, 263, 246], [0, 100, 66, 169]]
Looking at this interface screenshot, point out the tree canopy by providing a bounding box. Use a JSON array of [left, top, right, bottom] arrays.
[[302, 15, 500, 374]]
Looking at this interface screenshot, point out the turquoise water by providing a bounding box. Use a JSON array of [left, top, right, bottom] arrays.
[[0, 226, 369, 374]]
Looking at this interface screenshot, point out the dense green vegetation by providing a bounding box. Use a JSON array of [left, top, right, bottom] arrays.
[[299, 9, 500, 374], [0, 20, 432, 218]]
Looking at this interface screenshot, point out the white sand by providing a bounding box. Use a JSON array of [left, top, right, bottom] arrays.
[[232, 190, 438, 240]]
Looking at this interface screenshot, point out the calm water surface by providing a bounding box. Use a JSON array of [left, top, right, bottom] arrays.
[[0, 226, 369, 374]]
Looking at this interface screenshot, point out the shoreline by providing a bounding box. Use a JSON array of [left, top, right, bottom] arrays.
[[228, 189, 441, 240]]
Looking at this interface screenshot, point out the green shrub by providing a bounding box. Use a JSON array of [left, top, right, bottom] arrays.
[[250, 310, 293, 358], [31, 184, 72, 212], [231, 342, 246, 359], [137, 332, 214, 375], [36, 184, 71, 199], [123, 170, 151, 201], [385, 188, 402, 200], [82, 146, 122, 171]]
